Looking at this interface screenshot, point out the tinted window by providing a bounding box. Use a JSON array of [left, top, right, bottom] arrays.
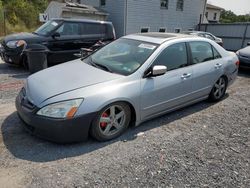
[[56, 22, 80, 36], [189, 41, 214, 64], [154, 43, 188, 71], [213, 46, 222, 59], [81, 23, 106, 35]]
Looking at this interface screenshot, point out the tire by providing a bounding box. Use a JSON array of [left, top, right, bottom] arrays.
[[90, 102, 131, 141], [209, 76, 227, 102]]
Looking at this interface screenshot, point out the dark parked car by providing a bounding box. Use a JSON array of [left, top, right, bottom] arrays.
[[0, 18, 116, 68], [236, 42, 250, 67], [182, 31, 223, 46]]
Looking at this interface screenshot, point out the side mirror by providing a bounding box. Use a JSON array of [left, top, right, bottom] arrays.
[[247, 42, 250, 46], [52, 32, 60, 38], [144, 65, 167, 78]]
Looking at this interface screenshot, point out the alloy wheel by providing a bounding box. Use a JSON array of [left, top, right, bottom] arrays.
[[213, 77, 226, 99], [98, 105, 126, 136]]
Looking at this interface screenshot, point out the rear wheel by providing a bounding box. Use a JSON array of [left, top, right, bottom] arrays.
[[209, 76, 227, 102], [90, 102, 131, 141]]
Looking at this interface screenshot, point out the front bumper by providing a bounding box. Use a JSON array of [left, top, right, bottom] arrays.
[[0, 44, 22, 65], [15, 92, 96, 143]]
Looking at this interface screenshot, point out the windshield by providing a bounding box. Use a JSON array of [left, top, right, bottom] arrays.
[[88, 38, 158, 76], [35, 20, 62, 36]]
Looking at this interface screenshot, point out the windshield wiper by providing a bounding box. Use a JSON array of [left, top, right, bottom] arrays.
[[94, 62, 113, 73], [87, 57, 113, 73]]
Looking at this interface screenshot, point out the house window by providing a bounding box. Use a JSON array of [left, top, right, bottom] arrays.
[[159, 27, 166, 32], [141, 27, 149, 33], [176, 0, 184, 11], [213, 13, 217, 20], [160, 0, 168, 9], [205, 12, 208, 18], [175, 28, 181, 33], [100, 0, 106, 7]]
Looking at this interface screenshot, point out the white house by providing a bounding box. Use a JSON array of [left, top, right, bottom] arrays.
[[78, 0, 207, 37], [204, 4, 224, 23]]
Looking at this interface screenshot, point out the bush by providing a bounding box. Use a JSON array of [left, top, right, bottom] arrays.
[[0, 0, 48, 36]]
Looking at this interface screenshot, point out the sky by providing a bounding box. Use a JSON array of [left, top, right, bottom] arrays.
[[208, 0, 250, 15]]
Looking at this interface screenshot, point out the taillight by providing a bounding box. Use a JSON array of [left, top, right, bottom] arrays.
[[235, 60, 240, 68]]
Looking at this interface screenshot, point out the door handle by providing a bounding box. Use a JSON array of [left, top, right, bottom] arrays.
[[215, 63, 222, 69], [181, 73, 192, 79]]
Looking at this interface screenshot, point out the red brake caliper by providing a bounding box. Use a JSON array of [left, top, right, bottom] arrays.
[[100, 112, 109, 128]]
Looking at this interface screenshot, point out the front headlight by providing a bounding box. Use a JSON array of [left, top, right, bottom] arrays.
[[37, 99, 83, 119], [236, 51, 240, 56], [6, 40, 26, 49]]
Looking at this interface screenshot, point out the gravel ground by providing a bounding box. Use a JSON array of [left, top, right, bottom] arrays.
[[0, 59, 249, 188]]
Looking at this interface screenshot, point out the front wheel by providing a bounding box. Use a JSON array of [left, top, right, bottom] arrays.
[[90, 102, 131, 141], [209, 76, 227, 102]]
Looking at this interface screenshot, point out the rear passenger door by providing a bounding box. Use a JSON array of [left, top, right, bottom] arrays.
[[188, 41, 224, 98], [79, 23, 107, 48]]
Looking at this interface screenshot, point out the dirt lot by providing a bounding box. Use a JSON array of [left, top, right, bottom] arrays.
[[0, 59, 249, 188]]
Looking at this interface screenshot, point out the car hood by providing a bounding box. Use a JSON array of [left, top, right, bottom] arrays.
[[4, 32, 44, 43], [26, 59, 124, 106], [238, 46, 250, 57]]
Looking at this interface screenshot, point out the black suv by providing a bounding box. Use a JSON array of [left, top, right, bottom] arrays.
[[0, 18, 116, 67]]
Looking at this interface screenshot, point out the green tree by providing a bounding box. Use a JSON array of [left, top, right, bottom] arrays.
[[2, 0, 48, 28], [220, 10, 250, 23]]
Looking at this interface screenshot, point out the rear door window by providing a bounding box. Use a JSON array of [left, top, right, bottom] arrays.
[[212, 46, 222, 59], [189, 41, 214, 64]]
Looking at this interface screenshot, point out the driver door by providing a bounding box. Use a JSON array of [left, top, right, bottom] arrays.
[[47, 22, 82, 65], [140, 42, 193, 120]]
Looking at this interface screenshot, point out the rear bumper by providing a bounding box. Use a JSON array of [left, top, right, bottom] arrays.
[[227, 68, 238, 87], [15, 92, 96, 143]]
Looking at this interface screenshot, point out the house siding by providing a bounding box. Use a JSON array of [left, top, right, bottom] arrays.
[[81, 0, 206, 36], [205, 8, 221, 23], [81, 0, 126, 37], [126, 0, 206, 34]]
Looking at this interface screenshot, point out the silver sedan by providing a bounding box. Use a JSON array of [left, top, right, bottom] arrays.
[[16, 33, 239, 143]]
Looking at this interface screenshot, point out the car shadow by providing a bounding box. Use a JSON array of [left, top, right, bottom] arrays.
[[0, 62, 30, 79], [1, 95, 228, 163], [238, 67, 250, 78]]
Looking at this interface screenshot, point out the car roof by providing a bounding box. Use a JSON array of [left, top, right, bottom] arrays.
[[123, 32, 199, 44], [182, 31, 210, 35], [51, 18, 112, 25]]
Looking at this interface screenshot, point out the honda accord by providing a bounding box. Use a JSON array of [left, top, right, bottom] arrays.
[[16, 33, 239, 143]]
